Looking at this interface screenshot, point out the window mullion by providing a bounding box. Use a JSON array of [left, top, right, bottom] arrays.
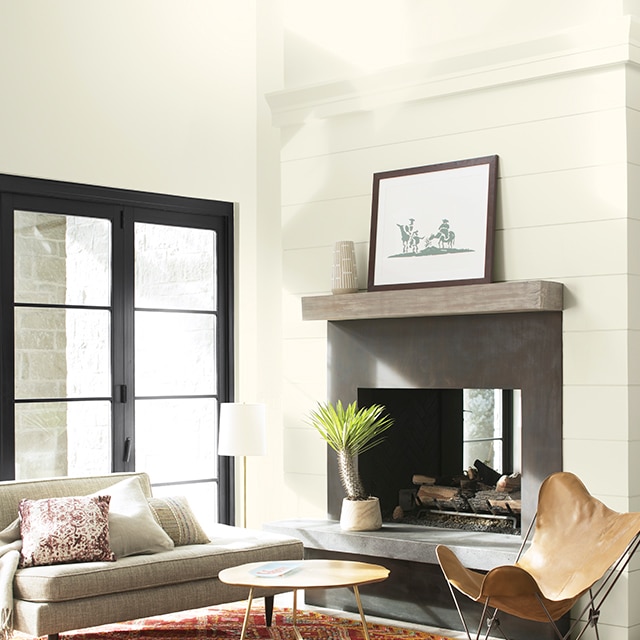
[[112, 207, 135, 472]]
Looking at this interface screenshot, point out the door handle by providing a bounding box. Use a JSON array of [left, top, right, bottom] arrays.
[[123, 437, 132, 463]]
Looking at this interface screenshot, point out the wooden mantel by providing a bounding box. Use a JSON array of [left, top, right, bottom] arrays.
[[301, 280, 563, 322]]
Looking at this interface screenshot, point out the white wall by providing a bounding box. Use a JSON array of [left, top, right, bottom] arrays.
[[0, 1, 259, 199], [0, 0, 286, 526], [273, 3, 640, 638]]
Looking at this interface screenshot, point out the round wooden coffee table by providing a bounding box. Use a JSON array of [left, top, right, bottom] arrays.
[[219, 559, 389, 640]]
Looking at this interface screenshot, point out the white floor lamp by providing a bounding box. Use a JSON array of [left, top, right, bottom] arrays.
[[218, 402, 267, 527]]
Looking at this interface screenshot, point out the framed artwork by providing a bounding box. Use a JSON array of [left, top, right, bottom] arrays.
[[367, 155, 498, 291]]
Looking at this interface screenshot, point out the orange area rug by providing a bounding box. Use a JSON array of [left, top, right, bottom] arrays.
[[21, 605, 456, 640]]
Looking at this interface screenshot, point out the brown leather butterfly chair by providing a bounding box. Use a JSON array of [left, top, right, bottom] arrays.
[[436, 472, 640, 640]]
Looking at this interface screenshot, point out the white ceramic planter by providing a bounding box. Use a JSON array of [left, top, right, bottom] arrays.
[[340, 496, 382, 531]]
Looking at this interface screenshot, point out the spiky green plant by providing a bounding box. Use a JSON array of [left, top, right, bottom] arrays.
[[307, 400, 394, 501]]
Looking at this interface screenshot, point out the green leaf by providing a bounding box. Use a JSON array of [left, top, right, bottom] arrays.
[[306, 400, 394, 456]]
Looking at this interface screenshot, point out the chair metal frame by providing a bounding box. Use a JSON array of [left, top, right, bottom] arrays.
[[437, 473, 640, 640]]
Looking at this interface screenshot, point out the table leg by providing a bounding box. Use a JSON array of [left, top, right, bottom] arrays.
[[352, 585, 371, 640], [240, 587, 255, 640], [265, 595, 274, 626], [291, 589, 304, 640]]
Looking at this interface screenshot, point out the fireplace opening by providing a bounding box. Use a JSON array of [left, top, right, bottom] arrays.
[[357, 387, 522, 535]]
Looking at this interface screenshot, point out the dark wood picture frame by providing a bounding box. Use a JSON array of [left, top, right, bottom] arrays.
[[367, 155, 498, 291]]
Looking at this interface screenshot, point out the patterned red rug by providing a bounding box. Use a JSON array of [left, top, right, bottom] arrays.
[[24, 605, 456, 640]]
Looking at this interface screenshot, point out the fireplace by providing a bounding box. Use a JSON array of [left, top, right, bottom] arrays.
[[267, 288, 564, 638], [327, 311, 562, 532], [357, 386, 522, 534]]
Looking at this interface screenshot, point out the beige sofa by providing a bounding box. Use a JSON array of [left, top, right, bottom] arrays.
[[0, 472, 303, 640]]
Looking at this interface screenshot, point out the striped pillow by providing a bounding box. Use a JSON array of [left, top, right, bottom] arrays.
[[147, 496, 209, 546]]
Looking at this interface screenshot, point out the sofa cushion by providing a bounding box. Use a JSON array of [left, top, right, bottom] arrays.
[[19, 496, 115, 568], [147, 496, 210, 546], [13, 525, 304, 603], [90, 477, 174, 558]]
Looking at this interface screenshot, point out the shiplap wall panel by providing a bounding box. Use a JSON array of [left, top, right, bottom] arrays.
[[283, 292, 326, 339], [630, 273, 640, 329], [630, 164, 640, 224], [283, 377, 327, 430], [499, 219, 627, 280], [561, 275, 628, 331], [629, 219, 640, 276], [282, 196, 372, 249], [629, 330, 640, 386], [278, 68, 625, 162], [563, 385, 629, 440], [626, 386, 640, 444], [627, 385, 640, 450], [281, 110, 626, 207], [563, 439, 631, 501], [627, 64, 640, 111], [280, 166, 625, 262], [627, 564, 640, 626], [284, 428, 327, 475], [282, 337, 327, 410], [284, 245, 350, 294], [564, 329, 628, 386], [499, 164, 627, 228], [629, 107, 640, 167], [284, 228, 623, 294]]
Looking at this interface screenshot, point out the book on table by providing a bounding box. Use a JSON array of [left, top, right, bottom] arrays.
[[251, 561, 302, 577]]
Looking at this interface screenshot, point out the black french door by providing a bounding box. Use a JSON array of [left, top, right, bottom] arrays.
[[0, 175, 234, 524]]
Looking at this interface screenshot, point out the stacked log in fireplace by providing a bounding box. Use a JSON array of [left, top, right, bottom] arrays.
[[392, 460, 522, 535]]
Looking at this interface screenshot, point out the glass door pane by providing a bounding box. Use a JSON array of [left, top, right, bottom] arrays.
[[135, 224, 216, 309], [13, 210, 112, 479], [462, 388, 504, 472], [135, 311, 216, 396], [134, 222, 218, 530]]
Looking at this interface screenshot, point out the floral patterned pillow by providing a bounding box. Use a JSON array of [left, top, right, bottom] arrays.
[[19, 495, 116, 568]]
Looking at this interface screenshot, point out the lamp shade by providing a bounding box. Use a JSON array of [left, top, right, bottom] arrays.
[[218, 403, 267, 457]]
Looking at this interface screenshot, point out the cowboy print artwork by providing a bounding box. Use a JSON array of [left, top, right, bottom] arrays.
[[368, 156, 497, 290], [394, 215, 468, 258]]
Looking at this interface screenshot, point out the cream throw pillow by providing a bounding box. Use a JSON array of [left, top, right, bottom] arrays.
[[90, 477, 174, 558]]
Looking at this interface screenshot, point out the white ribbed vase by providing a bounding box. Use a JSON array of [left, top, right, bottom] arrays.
[[340, 497, 382, 531], [331, 241, 358, 294]]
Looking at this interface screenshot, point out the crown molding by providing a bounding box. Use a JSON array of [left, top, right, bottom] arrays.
[[267, 16, 640, 127]]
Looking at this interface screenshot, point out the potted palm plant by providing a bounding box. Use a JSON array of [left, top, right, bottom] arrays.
[[307, 400, 394, 531]]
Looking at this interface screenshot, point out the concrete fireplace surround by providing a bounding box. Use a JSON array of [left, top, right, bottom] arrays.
[[266, 280, 564, 639], [325, 311, 562, 529]]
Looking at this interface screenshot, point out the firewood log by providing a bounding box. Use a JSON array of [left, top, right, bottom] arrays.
[[412, 474, 436, 485], [496, 472, 521, 493], [417, 485, 460, 503]]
